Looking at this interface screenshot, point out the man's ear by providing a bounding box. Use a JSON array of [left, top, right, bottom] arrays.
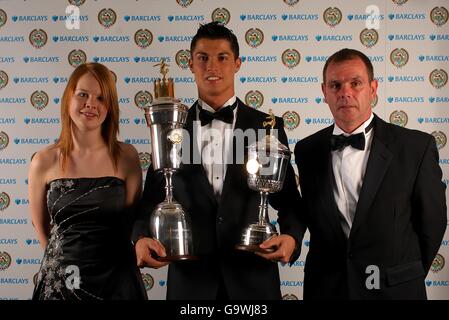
[[188, 58, 194, 73], [321, 82, 327, 103], [234, 57, 242, 73]]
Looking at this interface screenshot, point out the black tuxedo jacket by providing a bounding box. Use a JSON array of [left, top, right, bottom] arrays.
[[294, 114, 447, 300], [134, 98, 302, 299]]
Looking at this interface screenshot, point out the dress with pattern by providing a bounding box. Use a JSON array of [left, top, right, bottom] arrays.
[[32, 177, 147, 300]]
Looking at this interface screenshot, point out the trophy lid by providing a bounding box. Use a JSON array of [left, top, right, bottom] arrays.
[[248, 134, 291, 157], [248, 109, 291, 157], [153, 59, 174, 99]]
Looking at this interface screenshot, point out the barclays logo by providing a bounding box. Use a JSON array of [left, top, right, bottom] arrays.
[[133, 118, 147, 125], [271, 34, 308, 42], [52, 35, 89, 42], [305, 118, 334, 125], [0, 36, 25, 42], [15, 258, 41, 265], [441, 240, 449, 246], [119, 98, 130, 104], [241, 56, 277, 63], [14, 138, 50, 145], [439, 159, 449, 165], [282, 260, 305, 267], [387, 96, 424, 103], [24, 118, 60, 125], [0, 97, 26, 104], [0, 178, 16, 184], [374, 76, 384, 83], [0, 218, 28, 224], [0, 118, 15, 125], [53, 77, 68, 84], [347, 14, 384, 21], [124, 77, 159, 84], [23, 56, 60, 63], [24, 239, 40, 245], [124, 139, 150, 145], [180, 97, 195, 104], [11, 15, 48, 22], [14, 198, 29, 205], [240, 76, 277, 83], [425, 280, 449, 287], [92, 35, 130, 42], [157, 35, 193, 42], [174, 77, 195, 83], [304, 56, 328, 63], [93, 56, 130, 63], [0, 158, 27, 165], [315, 35, 352, 42], [240, 14, 277, 21], [288, 138, 300, 145], [119, 118, 130, 125], [429, 96, 449, 103], [429, 34, 449, 41], [388, 13, 425, 20], [388, 75, 425, 82], [368, 56, 384, 62], [387, 34, 425, 41], [418, 55, 449, 62], [418, 117, 449, 124], [167, 15, 204, 22], [281, 14, 318, 21], [280, 280, 304, 286], [0, 239, 18, 245], [13, 77, 48, 84], [281, 76, 319, 83], [444, 179, 449, 186], [271, 97, 308, 104], [123, 15, 161, 22], [0, 278, 29, 285], [133, 56, 171, 63], [0, 57, 15, 63], [52, 15, 88, 22]]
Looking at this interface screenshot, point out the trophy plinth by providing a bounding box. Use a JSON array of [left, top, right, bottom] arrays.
[[145, 60, 196, 261], [236, 111, 291, 254]]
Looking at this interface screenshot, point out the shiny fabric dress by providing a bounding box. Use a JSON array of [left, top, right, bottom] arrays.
[[33, 177, 147, 300]]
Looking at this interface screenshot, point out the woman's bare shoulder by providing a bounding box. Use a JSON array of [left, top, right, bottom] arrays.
[[30, 145, 60, 174]]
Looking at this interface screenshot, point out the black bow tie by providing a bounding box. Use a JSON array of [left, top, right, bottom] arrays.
[[199, 104, 235, 126], [330, 133, 365, 151], [330, 119, 375, 151]]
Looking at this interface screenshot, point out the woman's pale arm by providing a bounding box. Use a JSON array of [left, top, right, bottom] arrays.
[[122, 143, 143, 207], [28, 151, 51, 249]]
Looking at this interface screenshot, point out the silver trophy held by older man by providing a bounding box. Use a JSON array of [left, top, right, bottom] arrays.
[[144, 60, 195, 261], [235, 110, 291, 253]]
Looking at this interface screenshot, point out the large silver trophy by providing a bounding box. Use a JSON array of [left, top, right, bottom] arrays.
[[235, 110, 291, 253], [144, 60, 195, 261]]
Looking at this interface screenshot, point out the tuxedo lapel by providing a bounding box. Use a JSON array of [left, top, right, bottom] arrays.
[[350, 115, 394, 238], [183, 102, 217, 206], [316, 127, 348, 241], [220, 99, 250, 202]]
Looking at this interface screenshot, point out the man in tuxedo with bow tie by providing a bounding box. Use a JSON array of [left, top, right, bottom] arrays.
[[294, 48, 447, 299], [132, 22, 302, 299]]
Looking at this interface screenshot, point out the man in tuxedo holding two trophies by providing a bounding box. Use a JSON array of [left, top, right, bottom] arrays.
[[132, 22, 302, 300]]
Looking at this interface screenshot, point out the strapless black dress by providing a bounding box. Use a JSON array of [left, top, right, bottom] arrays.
[[32, 177, 147, 300]]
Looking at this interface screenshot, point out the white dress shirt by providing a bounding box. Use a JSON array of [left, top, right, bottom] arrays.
[[196, 96, 237, 198], [331, 113, 374, 238]]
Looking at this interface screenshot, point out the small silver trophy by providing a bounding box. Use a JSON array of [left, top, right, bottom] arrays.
[[235, 110, 291, 253], [144, 59, 195, 261]]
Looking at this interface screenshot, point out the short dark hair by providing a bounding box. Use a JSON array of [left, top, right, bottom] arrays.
[[323, 48, 374, 82], [190, 22, 239, 59]]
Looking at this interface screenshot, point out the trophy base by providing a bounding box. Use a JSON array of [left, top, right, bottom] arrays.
[[235, 243, 275, 254], [235, 223, 278, 254], [156, 254, 199, 262]]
